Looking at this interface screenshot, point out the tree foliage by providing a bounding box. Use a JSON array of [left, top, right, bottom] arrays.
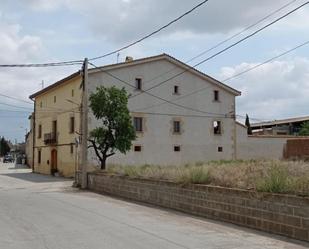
[[0, 137, 11, 157], [88, 86, 136, 170], [299, 121, 309, 136], [245, 114, 253, 135]]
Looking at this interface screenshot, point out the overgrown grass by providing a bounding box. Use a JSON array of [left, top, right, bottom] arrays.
[[106, 160, 309, 196]]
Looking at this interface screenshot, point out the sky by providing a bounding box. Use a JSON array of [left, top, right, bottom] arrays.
[[0, 0, 309, 142]]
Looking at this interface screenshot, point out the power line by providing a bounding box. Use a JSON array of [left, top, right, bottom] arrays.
[[0, 102, 33, 110], [89, 0, 210, 61], [0, 1, 210, 68], [0, 61, 82, 68], [88, 61, 230, 117], [223, 39, 309, 82], [133, 112, 233, 119], [133, 39, 309, 112], [186, 0, 298, 64], [0, 93, 33, 105], [130, 1, 309, 99], [134, 0, 298, 89]]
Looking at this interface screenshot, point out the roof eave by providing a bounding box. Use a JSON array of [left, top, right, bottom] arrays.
[[29, 71, 81, 99]]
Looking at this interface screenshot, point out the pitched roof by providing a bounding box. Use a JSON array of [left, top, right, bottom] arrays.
[[252, 116, 309, 128], [29, 53, 241, 99]]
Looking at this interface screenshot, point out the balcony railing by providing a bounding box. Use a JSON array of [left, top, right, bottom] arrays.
[[44, 132, 57, 145]]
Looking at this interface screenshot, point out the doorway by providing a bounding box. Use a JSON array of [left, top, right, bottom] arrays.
[[51, 149, 57, 175]]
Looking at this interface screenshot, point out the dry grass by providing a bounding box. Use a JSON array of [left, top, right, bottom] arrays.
[[106, 160, 309, 196]]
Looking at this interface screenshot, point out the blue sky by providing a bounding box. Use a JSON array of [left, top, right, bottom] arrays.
[[0, 0, 309, 142]]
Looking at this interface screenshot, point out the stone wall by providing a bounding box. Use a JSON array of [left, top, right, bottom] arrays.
[[81, 173, 309, 242]]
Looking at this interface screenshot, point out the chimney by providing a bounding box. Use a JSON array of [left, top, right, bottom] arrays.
[[125, 56, 133, 62]]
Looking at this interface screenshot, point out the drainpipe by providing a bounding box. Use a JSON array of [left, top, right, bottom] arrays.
[[29, 96, 36, 172]]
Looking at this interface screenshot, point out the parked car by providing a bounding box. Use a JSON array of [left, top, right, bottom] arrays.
[[3, 155, 14, 163]]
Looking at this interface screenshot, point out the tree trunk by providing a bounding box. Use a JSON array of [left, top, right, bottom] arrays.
[[101, 156, 107, 170]]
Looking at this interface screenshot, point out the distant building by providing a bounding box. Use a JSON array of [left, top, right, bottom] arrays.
[[25, 114, 34, 168], [251, 116, 309, 136]]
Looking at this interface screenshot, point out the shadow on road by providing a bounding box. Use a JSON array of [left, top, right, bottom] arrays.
[[2, 172, 72, 183]]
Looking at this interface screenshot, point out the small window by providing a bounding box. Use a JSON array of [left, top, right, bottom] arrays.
[[134, 145, 142, 152], [174, 85, 179, 94], [39, 101, 42, 108], [38, 150, 41, 164], [218, 147, 223, 152], [54, 96, 57, 103], [135, 78, 142, 90], [70, 144, 74, 154], [213, 121, 222, 135], [173, 120, 181, 134], [174, 146, 181, 152], [134, 117, 143, 132], [214, 90, 219, 101], [71, 89, 74, 97], [38, 124, 42, 138], [69, 117, 75, 134]]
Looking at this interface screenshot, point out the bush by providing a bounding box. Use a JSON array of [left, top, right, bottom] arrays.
[[177, 167, 210, 184], [256, 164, 290, 193]]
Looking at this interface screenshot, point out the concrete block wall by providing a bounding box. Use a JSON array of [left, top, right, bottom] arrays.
[[84, 173, 309, 242]]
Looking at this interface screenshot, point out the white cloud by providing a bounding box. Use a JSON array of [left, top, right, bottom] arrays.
[[219, 57, 309, 121], [22, 0, 309, 44]]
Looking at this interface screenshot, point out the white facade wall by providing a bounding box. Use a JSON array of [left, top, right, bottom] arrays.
[[87, 58, 238, 166], [236, 123, 287, 160]]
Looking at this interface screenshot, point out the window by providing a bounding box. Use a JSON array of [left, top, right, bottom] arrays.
[[134, 117, 143, 132], [174, 85, 179, 95], [53, 96, 57, 103], [135, 78, 142, 90], [38, 124, 42, 138], [213, 121, 222, 135], [52, 120, 57, 136], [173, 120, 181, 134], [214, 90, 219, 101], [39, 101, 42, 108], [69, 117, 75, 134], [70, 144, 74, 154], [218, 147, 223, 152], [38, 150, 41, 164], [174, 146, 181, 152], [71, 89, 74, 97], [134, 145, 142, 152]]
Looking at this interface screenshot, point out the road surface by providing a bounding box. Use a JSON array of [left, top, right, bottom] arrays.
[[0, 162, 308, 249]]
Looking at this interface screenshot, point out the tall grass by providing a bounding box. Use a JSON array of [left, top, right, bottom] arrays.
[[106, 160, 309, 196]]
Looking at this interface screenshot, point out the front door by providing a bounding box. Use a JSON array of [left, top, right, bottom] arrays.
[[51, 149, 57, 174]]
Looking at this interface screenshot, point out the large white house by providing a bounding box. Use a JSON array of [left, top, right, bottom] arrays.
[[87, 54, 241, 167]]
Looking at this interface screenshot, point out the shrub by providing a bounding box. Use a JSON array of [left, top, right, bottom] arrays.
[[256, 164, 290, 193], [177, 167, 210, 184]]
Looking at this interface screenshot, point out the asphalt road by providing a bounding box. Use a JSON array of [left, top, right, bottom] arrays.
[[0, 162, 308, 249]]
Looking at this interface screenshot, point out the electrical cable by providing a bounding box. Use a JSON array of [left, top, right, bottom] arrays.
[[132, 39, 309, 112], [89, 0, 210, 61], [88, 61, 231, 117], [129, 1, 309, 99]]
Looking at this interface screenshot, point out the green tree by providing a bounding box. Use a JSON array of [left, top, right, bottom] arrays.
[[0, 137, 11, 157], [88, 86, 136, 170], [299, 121, 309, 136], [245, 114, 253, 135]]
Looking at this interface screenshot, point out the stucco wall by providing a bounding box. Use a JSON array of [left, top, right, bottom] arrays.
[[87, 58, 237, 166], [236, 123, 288, 160], [33, 76, 82, 177]]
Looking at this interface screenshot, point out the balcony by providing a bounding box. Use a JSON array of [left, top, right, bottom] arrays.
[[44, 133, 57, 145]]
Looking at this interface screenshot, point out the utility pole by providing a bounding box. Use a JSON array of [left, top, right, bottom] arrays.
[[81, 58, 88, 189]]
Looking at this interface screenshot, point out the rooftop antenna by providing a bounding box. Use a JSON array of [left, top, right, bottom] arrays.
[[117, 53, 120, 63], [40, 80, 44, 89]]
